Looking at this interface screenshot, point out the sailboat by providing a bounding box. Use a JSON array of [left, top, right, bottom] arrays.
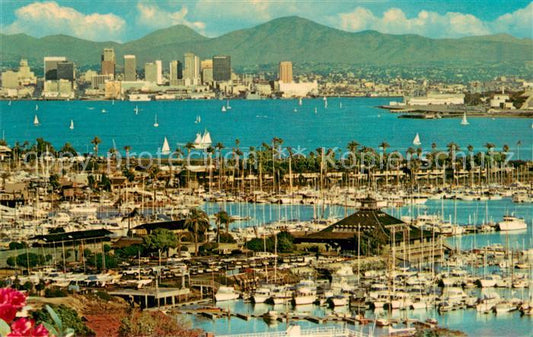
[[461, 111, 469, 125], [193, 130, 212, 149], [221, 105, 227, 112], [293, 108, 298, 112], [413, 133, 421, 146], [153, 114, 159, 127], [226, 100, 232, 110], [69, 120, 74, 130], [101, 108, 107, 113], [134, 105, 139, 115], [33, 114, 40, 126], [298, 97, 303, 106], [35, 104, 39, 111], [314, 107, 318, 114], [323, 96, 328, 109], [195, 116, 201, 124], [8, 100, 11, 106], [161, 137, 170, 155]]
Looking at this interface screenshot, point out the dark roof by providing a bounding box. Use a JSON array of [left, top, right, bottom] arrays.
[[323, 209, 404, 233], [31, 229, 113, 243], [133, 220, 186, 232]]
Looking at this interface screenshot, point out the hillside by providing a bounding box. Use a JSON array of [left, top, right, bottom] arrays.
[[1, 16, 531, 71]]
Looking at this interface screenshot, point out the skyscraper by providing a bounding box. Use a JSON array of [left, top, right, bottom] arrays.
[[44, 56, 67, 80], [155, 60, 163, 85], [213, 56, 231, 82], [101, 48, 116, 76], [169, 60, 182, 86], [278, 61, 293, 83], [57, 61, 74, 81], [124, 55, 137, 81], [144, 62, 157, 83], [201, 59, 213, 84], [184, 52, 200, 85]]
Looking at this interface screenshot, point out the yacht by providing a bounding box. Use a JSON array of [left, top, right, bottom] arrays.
[[215, 286, 239, 302], [497, 215, 527, 231], [270, 286, 292, 305], [253, 286, 272, 304], [293, 280, 317, 305]]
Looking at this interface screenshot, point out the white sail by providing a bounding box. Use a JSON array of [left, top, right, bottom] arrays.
[[461, 112, 469, 125], [226, 100, 232, 109], [161, 137, 170, 155], [35, 104, 39, 111], [134, 106, 139, 115], [324, 96, 328, 109], [153, 114, 159, 127], [33, 114, 40, 126], [314, 107, 318, 114], [413, 133, 421, 146], [202, 131, 212, 146], [8, 100, 11, 106], [298, 97, 303, 106], [340, 102, 343, 108], [69, 120, 74, 130], [194, 133, 202, 144], [221, 105, 227, 112]]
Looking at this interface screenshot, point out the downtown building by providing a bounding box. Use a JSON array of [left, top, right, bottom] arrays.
[[213, 55, 231, 82], [124, 55, 137, 81], [101, 48, 116, 77]]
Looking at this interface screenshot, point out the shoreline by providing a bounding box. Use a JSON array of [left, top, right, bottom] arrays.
[[379, 105, 533, 119]]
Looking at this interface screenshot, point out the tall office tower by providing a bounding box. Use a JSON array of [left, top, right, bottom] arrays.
[[184, 52, 200, 85], [155, 60, 163, 85], [213, 55, 231, 82], [144, 62, 157, 83], [201, 59, 213, 84], [57, 61, 75, 81], [169, 60, 183, 85], [124, 55, 137, 81], [44, 56, 67, 80], [278, 61, 293, 83], [101, 48, 116, 76]]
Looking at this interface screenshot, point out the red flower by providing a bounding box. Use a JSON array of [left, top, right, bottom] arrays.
[[8, 318, 49, 337], [0, 288, 26, 323]]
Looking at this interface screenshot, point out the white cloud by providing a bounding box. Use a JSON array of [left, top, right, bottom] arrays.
[[136, 2, 206, 32], [336, 6, 493, 38], [493, 2, 533, 38], [2, 1, 125, 41], [195, 0, 278, 22]]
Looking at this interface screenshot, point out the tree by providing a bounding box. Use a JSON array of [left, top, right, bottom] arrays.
[[184, 208, 210, 256], [91, 136, 101, 157], [142, 228, 177, 257], [59, 142, 77, 156], [276, 232, 295, 253], [214, 210, 233, 237]]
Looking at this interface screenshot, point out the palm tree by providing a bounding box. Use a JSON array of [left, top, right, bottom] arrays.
[[184, 208, 210, 256], [206, 146, 215, 191], [91, 136, 101, 158], [184, 142, 195, 187], [124, 145, 131, 160], [215, 142, 225, 190]]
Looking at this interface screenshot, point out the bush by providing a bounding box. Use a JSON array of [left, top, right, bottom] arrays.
[[218, 233, 236, 244], [6, 253, 49, 268], [8, 242, 27, 250], [118, 310, 198, 337], [44, 287, 68, 298], [95, 291, 112, 301], [32, 304, 94, 336]]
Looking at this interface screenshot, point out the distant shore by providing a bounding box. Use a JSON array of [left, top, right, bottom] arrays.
[[379, 104, 533, 119]]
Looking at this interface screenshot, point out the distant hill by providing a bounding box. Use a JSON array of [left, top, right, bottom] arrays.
[[1, 16, 531, 73]]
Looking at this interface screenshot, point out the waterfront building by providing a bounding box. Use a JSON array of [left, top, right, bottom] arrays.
[[144, 62, 158, 83], [57, 61, 75, 81], [279, 61, 293, 83], [1, 59, 37, 88], [91, 74, 113, 89], [406, 93, 465, 106], [278, 80, 318, 97], [1, 71, 18, 89], [169, 60, 183, 86], [201, 59, 213, 84], [184, 52, 200, 85], [213, 55, 231, 82], [101, 48, 116, 77], [123, 55, 137, 81], [44, 56, 67, 80], [155, 60, 163, 85], [294, 198, 446, 263]]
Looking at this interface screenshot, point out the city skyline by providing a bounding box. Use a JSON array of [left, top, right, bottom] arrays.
[[1, 1, 532, 42]]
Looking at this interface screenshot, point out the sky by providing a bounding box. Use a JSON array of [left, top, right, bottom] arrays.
[[1, 0, 532, 42]]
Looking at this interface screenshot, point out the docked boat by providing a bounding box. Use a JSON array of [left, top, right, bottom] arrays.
[[215, 286, 239, 302], [253, 286, 272, 304], [293, 280, 317, 305], [270, 286, 292, 305], [497, 215, 527, 231]]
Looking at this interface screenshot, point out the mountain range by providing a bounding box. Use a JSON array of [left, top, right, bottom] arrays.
[[1, 16, 531, 71]]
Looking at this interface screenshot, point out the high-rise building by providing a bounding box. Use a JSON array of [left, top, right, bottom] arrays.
[[101, 48, 116, 77], [144, 62, 157, 83], [213, 55, 231, 82], [124, 55, 137, 81], [56, 61, 74, 81], [44, 56, 67, 80], [183, 52, 200, 85], [200, 60, 213, 84], [169, 60, 182, 86], [278, 61, 293, 83], [155, 60, 163, 85]]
